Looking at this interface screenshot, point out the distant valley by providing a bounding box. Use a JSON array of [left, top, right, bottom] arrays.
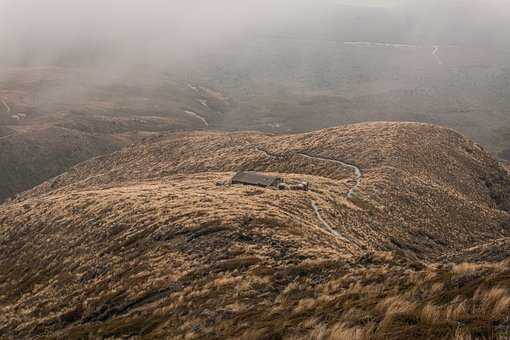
[[2, 39, 510, 201]]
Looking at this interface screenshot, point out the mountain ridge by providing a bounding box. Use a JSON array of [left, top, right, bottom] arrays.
[[1, 122, 510, 338]]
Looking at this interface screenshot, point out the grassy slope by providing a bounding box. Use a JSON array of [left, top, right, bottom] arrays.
[[1, 122, 510, 338], [0, 126, 126, 202]]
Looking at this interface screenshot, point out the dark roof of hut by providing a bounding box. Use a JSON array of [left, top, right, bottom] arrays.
[[231, 171, 281, 187]]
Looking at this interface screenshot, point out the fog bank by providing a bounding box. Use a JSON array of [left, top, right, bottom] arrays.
[[2, 0, 510, 66]]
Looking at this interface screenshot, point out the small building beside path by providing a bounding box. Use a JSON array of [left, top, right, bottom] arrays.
[[231, 171, 283, 188]]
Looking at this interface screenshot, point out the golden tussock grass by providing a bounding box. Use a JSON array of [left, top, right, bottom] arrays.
[[1, 123, 510, 338]]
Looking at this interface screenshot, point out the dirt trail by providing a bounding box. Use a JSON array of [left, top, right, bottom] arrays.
[[197, 99, 210, 110], [0, 134, 15, 141], [188, 84, 212, 110], [1, 98, 11, 113], [252, 143, 364, 241], [253, 145, 363, 197], [344, 41, 444, 66], [184, 110, 209, 127], [310, 199, 352, 242], [255, 145, 363, 198], [432, 46, 443, 65], [297, 152, 362, 198]]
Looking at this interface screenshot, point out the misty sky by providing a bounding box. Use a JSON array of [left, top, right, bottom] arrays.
[[1, 0, 510, 65]]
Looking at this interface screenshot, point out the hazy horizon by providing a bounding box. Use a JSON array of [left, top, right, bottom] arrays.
[[2, 0, 510, 66]]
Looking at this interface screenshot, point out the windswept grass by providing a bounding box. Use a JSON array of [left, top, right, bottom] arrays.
[[1, 123, 510, 338]]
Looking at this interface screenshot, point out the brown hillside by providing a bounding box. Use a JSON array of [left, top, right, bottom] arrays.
[[1, 122, 510, 339], [25, 122, 510, 256], [0, 126, 126, 202]]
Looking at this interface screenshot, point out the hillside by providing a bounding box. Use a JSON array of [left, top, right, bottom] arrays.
[[0, 65, 219, 201], [3, 46, 510, 201], [1, 122, 510, 338], [0, 126, 128, 202]]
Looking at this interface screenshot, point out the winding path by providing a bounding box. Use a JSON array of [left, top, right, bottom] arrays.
[[253, 144, 364, 241], [185, 84, 211, 126], [297, 152, 363, 241], [297, 152, 362, 198], [188, 84, 212, 110], [344, 41, 445, 66], [184, 110, 209, 127], [432, 46, 443, 65], [1, 98, 11, 114], [254, 146, 363, 198], [197, 99, 210, 110], [310, 199, 353, 242]]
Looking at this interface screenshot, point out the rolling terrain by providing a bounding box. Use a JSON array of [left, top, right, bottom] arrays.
[[0, 65, 222, 201], [0, 126, 126, 202], [185, 38, 510, 159], [1, 122, 510, 338], [3, 34, 510, 201], [3, 0, 510, 204]]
